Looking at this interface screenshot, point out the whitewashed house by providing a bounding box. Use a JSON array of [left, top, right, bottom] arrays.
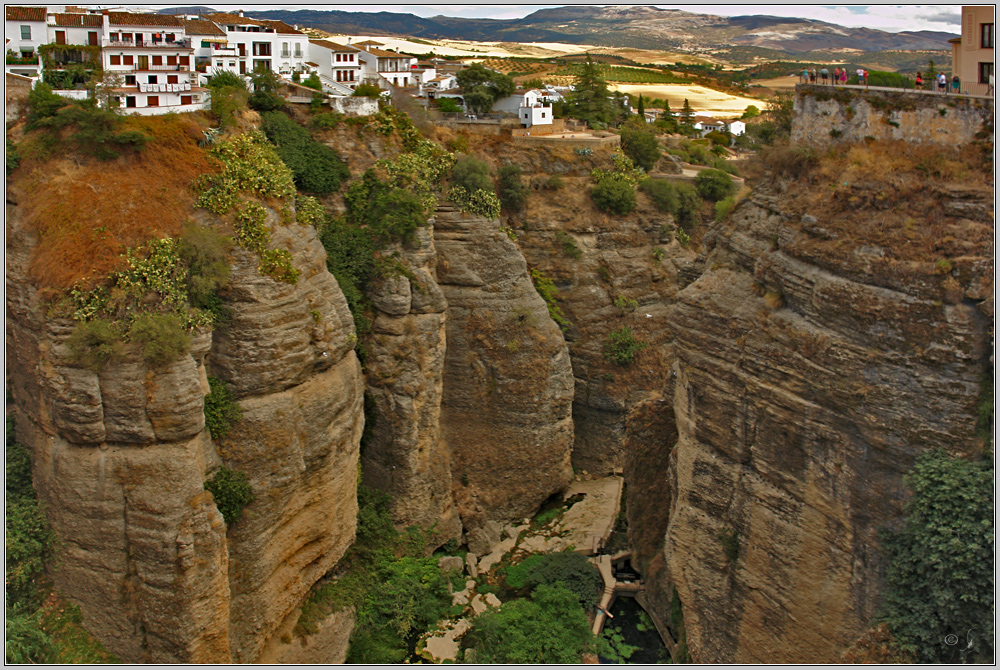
[[726, 119, 746, 136], [103, 13, 203, 115], [355, 45, 416, 89], [5, 6, 46, 77], [202, 12, 309, 76], [492, 88, 554, 126], [180, 17, 231, 80], [307, 39, 361, 94], [48, 9, 106, 48]]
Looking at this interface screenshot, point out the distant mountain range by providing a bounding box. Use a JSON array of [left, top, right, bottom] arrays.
[[158, 5, 957, 54]]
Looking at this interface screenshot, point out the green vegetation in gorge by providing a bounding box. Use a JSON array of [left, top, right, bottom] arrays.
[[695, 168, 738, 202], [296, 485, 457, 663], [619, 119, 662, 172], [500, 551, 602, 606], [204, 466, 255, 525], [879, 450, 993, 663], [496, 164, 529, 213], [204, 376, 243, 440], [448, 155, 501, 219], [592, 177, 636, 215], [639, 178, 702, 229], [463, 583, 596, 663]]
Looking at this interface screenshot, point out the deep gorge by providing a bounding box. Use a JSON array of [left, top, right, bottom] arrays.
[[5, 90, 993, 663]]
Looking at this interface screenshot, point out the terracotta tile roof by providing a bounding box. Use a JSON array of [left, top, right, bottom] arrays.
[[361, 46, 410, 58], [305, 61, 318, 67], [261, 19, 302, 35], [309, 39, 358, 52], [52, 13, 103, 27], [355, 40, 383, 47], [107, 12, 182, 27], [180, 19, 226, 37], [203, 12, 266, 27], [6, 6, 46, 22], [64, 6, 90, 13]]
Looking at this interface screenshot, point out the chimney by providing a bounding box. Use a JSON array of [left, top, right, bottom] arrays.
[[237, 10, 244, 18]]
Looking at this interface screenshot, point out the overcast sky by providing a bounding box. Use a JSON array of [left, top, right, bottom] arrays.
[[134, 4, 963, 34]]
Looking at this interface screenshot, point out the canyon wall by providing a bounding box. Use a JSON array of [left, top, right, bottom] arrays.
[[6, 203, 364, 663], [434, 204, 576, 529], [655, 182, 992, 662]]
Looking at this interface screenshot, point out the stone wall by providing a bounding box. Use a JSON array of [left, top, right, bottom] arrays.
[[791, 84, 993, 146], [329, 96, 379, 116]]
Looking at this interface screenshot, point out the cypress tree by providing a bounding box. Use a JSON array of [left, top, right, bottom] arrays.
[[680, 98, 695, 124], [637, 94, 645, 120]]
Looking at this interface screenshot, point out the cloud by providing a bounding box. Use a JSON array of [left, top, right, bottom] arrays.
[[661, 5, 961, 34]]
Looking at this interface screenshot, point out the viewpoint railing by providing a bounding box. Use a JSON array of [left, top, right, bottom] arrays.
[[796, 79, 994, 100]]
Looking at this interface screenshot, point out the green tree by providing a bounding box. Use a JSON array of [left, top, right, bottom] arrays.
[[455, 62, 514, 113], [566, 55, 616, 127], [620, 121, 661, 171], [661, 99, 672, 119], [261, 111, 350, 194], [464, 584, 596, 663], [926, 59, 937, 80], [496, 163, 528, 213], [636, 93, 645, 119], [679, 98, 695, 125], [248, 68, 285, 112], [880, 450, 993, 663], [741, 105, 760, 119]]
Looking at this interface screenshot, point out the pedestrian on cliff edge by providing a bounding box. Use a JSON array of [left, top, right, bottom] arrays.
[[915, 72, 923, 90], [833, 67, 840, 85], [820, 67, 829, 84], [937, 72, 947, 93], [809, 68, 816, 83], [863, 69, 869, 87]]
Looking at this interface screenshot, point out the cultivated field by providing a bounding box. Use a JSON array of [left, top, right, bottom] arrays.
[[611, 84, 764, 118]]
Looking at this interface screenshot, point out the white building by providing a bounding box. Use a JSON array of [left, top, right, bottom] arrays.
[[308, 39, 361, 94], [5, 6, 46, 77], [180, 18, 231, 79], [202, 12, 309, 76], [726, 119, 746, 136], [103, 13, 203, 115], [48, 9, 106, 47], [355, 45, 416, 89], [491, 88, 554, 126]]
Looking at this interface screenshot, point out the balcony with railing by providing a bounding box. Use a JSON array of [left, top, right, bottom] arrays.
[[104, 38, 193, 49]]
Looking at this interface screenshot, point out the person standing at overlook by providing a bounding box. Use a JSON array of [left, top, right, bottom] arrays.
[[937, 72, 947, 93], [820, 67, 829, 84], [915, 72, 923, 90]]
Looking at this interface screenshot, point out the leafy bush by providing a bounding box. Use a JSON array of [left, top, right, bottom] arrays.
[[26, 82, 70, 128], [5, 608, 53, 664], [206, 70, 246, 90], [448, 185, 501, 220], [127, 313, 191, 366], [450, 155, 494, 194], [497, 164, 528, 213], [7, 143, 20, 176], [66, 318, 121, 371], [695, 168, 737, 202], [302, 72, 322, 91], [504, 551, 602, 606], [345, 169, 426, 245], [705, 129, 731, 147], [6, 430, 55, 612], [31, 99, 151, 160], [546, 174, 564, 190], [555, 231, 582, 259], [603, 326, 648, 365], [352, 82, 382, 99], [177, 224, 232, 313], [613, 294, 638, 313], [464, 583, 595, 663], [261, 111, 350, 194], [310, 111, 343, 130], [437, 97, 462, 113], [204, 466, 254, 525], [204, 376, 242, 440], [880, 450, 994, 663], [620, 125, 661, 172], [195, 131, 297, 213], [591, 177, 636, 215], [598, 624, 639, 663], [590, 151, 645, 186]]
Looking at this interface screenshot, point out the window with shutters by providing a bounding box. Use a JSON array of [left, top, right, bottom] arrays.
[[147, 96, 159, 107], [982, 23, 994, 49], [20, 25, 30, 40], [152, 55, 162, 66], [123, 55, 134, 65], [110, 55, 121, 65]]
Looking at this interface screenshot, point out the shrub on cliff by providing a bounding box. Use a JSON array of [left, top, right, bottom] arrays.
[[497, 164, 528, 213], [603, 326, 648, 365], [694, 168, 737, 202], [879, 450, 994, 663], [450, 155, 494, 195], [592, 177, 636, 215], [261, 111, 350, 194], [127, 314, 191, 366], [204, 466, 254, 525], [204, 377, 242, 441], [639, 178, 701, 229]]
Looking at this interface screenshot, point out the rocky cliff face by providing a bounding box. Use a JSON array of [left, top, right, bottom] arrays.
[[652, 182, 991, 662], [361, 225, 462, 545], [513, 171, 692, 475], [434, 204, 576, 528], [6, 203, 364, 663]]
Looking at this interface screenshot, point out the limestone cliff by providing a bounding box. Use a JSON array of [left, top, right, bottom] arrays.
[[654, 177, 992, 662], [6, 203, 364, 663], [433, 204, 576, 528], [361, 225, 462, 545]]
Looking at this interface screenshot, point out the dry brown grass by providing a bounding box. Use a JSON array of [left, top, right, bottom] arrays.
[[755, 140, 993, 265], [12, 114, 220, 290]]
